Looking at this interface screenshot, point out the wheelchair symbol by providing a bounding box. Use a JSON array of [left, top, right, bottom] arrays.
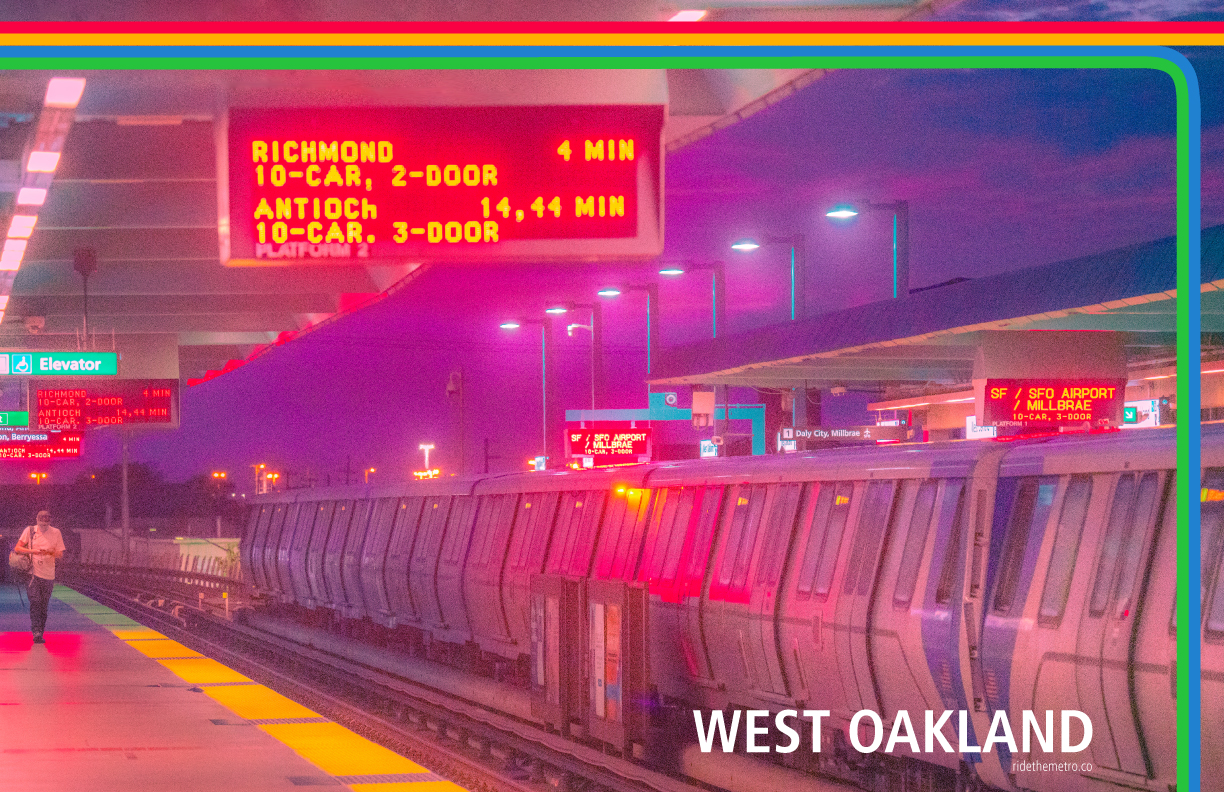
[[11, 354, 32, 375]]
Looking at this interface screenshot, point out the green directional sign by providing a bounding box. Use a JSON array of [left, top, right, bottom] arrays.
[[0, 411, 29, 427], [0, 352, 117, 376]]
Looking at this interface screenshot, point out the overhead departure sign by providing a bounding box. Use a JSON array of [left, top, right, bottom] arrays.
[[0, 429, 82, 460], [31, 379, 178, 430], [982, 378, 1126, 429], [225, 105, 665, 265], [566, 424, 652, 467], [0, 352, 117, 376]]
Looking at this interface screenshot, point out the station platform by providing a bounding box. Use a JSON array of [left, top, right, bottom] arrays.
[[0, 583, 465, 792]]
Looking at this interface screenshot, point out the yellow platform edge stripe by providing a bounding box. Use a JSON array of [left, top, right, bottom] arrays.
[[55, 586, 466, 789]]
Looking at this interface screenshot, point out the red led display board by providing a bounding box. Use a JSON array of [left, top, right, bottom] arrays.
[[0, 429, 81, 460], [225, 105, 664, 265], [982, 378, 1126, 429], [31, 379, 178, 431], [566, 424, 652, 467]]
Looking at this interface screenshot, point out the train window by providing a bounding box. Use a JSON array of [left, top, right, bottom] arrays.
[[933, 482, 967, 606], [992, 477, 1057, 616], [842, 481, 896, 597], [441, 496, 478, 566], [717, 485, 766, 588], [683, 487, 724, 583], [893, 480, 938, 608], [640, 489, 681, 581], [795, 481, 854, 598], [756, 483, 802, 586], [564, 491, 605, 576], [1203, 470, 1224, 622], [1207, 551, 1224, 638], [660, 489, 697, 581], [1037, 476, 1092, 626], [596, 488, 650, 580], [795, 484, 833, 597], [1111, 473, 1160, 617], [1089, 475, 1139, 617]]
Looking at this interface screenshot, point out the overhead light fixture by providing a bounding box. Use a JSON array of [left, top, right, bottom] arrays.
[[499, 321, 521, 329], [44, 77, 86, 109], [545, 306, 568, 315], [0, 251, 22, 271], [7, 215, 37, 238], [669, 9, 707, 20], [26, 151, 61, 173], [659, 268, 685, 276], [16, 188, 47, 206], [3, 239, 27, 255], [597, 287, 622, 297], [826, 206, 859, 219], [730, 239, 760, 251], [0, 296, 9, 310]]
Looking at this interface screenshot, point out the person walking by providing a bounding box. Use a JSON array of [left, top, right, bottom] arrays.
[[13, 511, 65, 644]]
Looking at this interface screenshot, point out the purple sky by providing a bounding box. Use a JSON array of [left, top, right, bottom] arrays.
[[31, 62, 1220, 489]]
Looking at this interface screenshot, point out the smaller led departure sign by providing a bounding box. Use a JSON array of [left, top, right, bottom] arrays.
[[0, 429, 81, 460], [982, 378, 1126, 429], [566, 424, 652, 467], [31, 379, 178, 431], [0, 352, 117, 376]]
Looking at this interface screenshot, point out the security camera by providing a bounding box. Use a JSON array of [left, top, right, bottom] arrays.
[[24, 316, 45, 334], [664, 392, 678, 406]]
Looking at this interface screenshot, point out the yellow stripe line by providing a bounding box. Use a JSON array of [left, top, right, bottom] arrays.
[[58, 589, 467, 791]]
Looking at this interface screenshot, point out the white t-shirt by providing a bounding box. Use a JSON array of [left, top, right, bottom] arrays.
[[20, 525, 65, 581]]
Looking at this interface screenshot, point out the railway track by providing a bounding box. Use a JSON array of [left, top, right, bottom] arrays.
[[64, 568, 716, 792]]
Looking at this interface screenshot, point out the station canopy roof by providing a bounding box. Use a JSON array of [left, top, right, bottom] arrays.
[[649, 224, 1224, 400]]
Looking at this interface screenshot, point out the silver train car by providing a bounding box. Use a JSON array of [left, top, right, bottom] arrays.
[[240, 425, 1219, 792]]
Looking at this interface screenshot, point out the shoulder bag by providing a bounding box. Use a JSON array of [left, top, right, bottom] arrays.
[[8, 527, 33, 575]]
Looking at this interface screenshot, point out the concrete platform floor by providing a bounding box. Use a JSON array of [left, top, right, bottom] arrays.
[[0, 582, 466, 792]]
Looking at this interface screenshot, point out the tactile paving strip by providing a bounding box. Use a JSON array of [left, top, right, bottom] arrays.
[[56, 588, 470, 791]]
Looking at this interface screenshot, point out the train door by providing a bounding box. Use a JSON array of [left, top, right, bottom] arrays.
[[465, 493, 520, 651], [748, 482, 803, 698], [271, 502, 300, 598], [832, 480, 897, 715], [1073, 471, 1165, 777], [636, 487, 698, 698], [340, 499, 374, 618], [502, 492, 561, 651], [240, 505, 266, 589], [305, 501, 338, 607], [777, 481, 854, 715], [705, 484, 770, 695], [976, 476, 1060, 784], [408, 495, 452, 627], [434, 496, 479, 638], [322, 501, 354, 609], [384, 497, 425, 624], [869, 479, 940, 720], [287, 502, 319, 604], [358, 497, 403, 626]]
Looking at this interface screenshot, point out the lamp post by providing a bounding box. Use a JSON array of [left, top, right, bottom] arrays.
[[556, 302, 605, 410], [597, 282, 659, 398], [730, 234, 806, 321], [826, 200, 910, 299], [658, 261, 726, 338], [499, 316, 555, 467]]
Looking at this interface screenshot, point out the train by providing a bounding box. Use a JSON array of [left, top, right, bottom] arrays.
[[239, 425, 1218, 792]]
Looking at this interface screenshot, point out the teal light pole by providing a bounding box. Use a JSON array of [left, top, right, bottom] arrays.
[[499, 317, 554, 468], [658, 261, 726, 338], [827, 200, 910, 299], [730, 235, 807, 321]]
